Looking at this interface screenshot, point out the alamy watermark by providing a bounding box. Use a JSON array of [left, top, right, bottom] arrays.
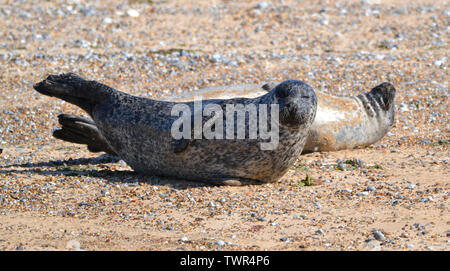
[[170, 97, 280, 150]]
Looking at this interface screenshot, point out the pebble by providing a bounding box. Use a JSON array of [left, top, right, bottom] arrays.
[[80, 7, 95, 17], [179, 236, 189, 242], [215, 240, 225, 246], [127, 9, 140, 17], [255, 2, 269, 9], [102, 17, 112, 24], [357, 191, 369, 196], [373, 231, 386, 241]]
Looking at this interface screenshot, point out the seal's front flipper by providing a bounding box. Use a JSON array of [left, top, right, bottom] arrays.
[[53, 114, 117, 155]]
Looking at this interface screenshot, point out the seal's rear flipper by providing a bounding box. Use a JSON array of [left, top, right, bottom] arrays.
[[33, 73, 113, 115], [53, 114, 117, 155], [356, 82, 396, 125], [368, 82, 396, 112]]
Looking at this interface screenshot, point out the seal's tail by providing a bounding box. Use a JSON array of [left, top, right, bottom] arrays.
[[53, 114, 117, 155], [33, 73, 113, 115]]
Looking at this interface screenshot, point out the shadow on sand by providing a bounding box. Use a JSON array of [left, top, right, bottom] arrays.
[[0, 154, 211, 189]]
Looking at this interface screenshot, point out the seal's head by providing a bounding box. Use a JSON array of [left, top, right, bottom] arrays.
[[272, 80, 317, 128]]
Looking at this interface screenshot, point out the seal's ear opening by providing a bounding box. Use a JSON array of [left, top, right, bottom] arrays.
[[369, 82, 396, 111]]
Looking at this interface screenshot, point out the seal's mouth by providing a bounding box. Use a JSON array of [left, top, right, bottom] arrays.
[[279, 101, 316, 129]]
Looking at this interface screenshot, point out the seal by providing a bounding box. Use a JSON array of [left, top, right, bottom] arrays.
[[34, 73, 317, 185], [50, 81, 395, 154]]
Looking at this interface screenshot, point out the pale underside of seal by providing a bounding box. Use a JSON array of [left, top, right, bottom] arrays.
[[34, 73, 318, 185]]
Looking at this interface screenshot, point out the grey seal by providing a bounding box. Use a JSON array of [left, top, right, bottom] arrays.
[[34, 73, 317, 185], [56, 81, 395, 155]]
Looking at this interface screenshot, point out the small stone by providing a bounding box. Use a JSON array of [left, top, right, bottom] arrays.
[[433, 58, 446, 67], [412, 223, 425, 231], [407, 184, 416, 189], [101, 189, 110, 196], [18, 12, 32, 19], [367, 186, 376, 191], [80, 7, 95, 17], [373, 231, 386, 241], [318, 17, 329, 25], [179, 236, 189, 242], [280, 237, 290, 242], [211, 53, 224, 63], [407, 243, 414, 249], [255, 2, 269, 9], [127, 9, 140, 17], [102, 17, 112, 24], [215, 240, 225, 246], [315, 229, 324, 235]]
